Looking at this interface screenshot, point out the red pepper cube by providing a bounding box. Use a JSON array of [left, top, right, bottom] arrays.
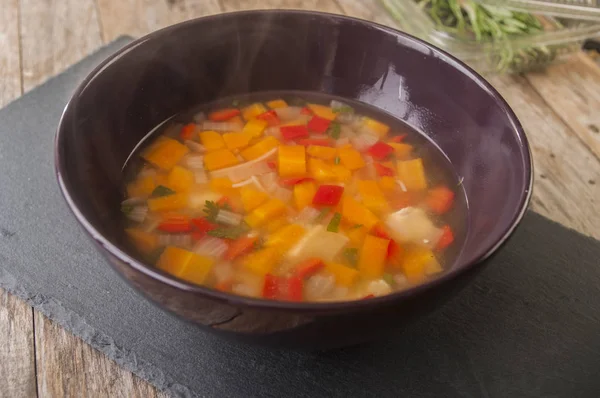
[[256, 110, 281, 126], [307, 116, 331, 134], [312, 185, 344, 206], [367, 141, 394, 160], [180, 123, 197, 140], [262, 274, 280, 299], [374, 163, 394, 176], [436, 225, 455, 251], [300, 107, 313, 115], [282, 276, 303, 301], [280, 125, 309, 141]]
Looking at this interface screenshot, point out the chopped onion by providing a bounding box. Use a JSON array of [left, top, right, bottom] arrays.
[[339, 125, 355, 138], [209, 147, 277, 182], [330, 100, 348, 110], [122, 197, 146, 206], [202, 121, 242, 132], [232, 178, 255, 188], [126, 206, 147, 223], [335, 137, 350, 147], [336, 112, 360, 124], [350, 133, 378, 152], [366, 280, 393, 296], [305, 274, 336, 300], [274, 106, 302, 121], [193, 111, 206, 124], [183, 154, 204, 169], [272, 186, 292, 203], [194, 237, 228, 258], [158, 234, 192, 248], [250, 176, 267, 192], [140, 216, 160, 233], [364, 158, 377, 180], [287, 225, 349, 262], [396, 179, 407, 192], [215, 210, 242, 226], [184, 140, 206, 153], [188, 191, 221, 210], [258, 172, 279, 193], [294, 207, 320, 225], [194, 170, 208, 184], [384, 207, 443, 248], [394, 274, 410, 289], [138, 167, 157, 178], [213, 262, 234, 284], [232, 283, 259, 297], [264, 126, 281, 139]]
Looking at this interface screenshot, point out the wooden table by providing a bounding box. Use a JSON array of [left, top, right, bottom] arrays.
[[1, 0, 599, 396]]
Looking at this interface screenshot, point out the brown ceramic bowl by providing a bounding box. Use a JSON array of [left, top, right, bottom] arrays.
[[55, 10, 532, 348]]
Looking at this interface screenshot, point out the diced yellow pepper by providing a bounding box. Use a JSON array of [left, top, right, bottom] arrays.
[[166, 166, 195, 193], [332, 165, 352, 183], [154, 173, 168, 187], [265, 217, 289, 234], [126, 228, 159, 255], [307, 145, 337, 160], [242, 119, 268, 139], [223, 131, 253, 151], [240, 136, 280, 161], [127, 175, 156, 198], [400, 246, 438, 283], [378, 176, 397, 193], [203, 149, 240, 171], [242, 103, 268, 121], [358, 235, 390, 279], [265, 224, 306, 252], [157, 246, 214, 284], [142, 138, 189, 171], [307, 104, 336, 120], [278, 145, 306, 178], [363, 117, 390, 138], [358, 180, 390, 214], [341, 196, 379, 231], [389, 143, 413, 159], [239, 185, 268, 212], [345, 225, 368, 246], [243, 247, 280, 275], [147, 193, 188, 212], [293, 180, 317, 210], [337, 147, 365, 170], [266, 99, 288, 109], [209, 177, 236, 196], [397, 158, 427, 191], [199, 131, 225, 151], [308, 158, 337, 182], [245, 198, 287, 228], [325, 262, 359, 287], [229, 116, 244, 129]]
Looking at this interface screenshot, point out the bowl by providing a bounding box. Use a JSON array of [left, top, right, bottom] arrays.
[[55, 10, 532, 349]]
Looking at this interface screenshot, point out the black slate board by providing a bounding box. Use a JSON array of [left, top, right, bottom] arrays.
[[2, 37, 600, 398]]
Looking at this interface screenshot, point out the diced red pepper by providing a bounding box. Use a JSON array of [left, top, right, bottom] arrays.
[[372, 225, 401, 260], [280, 177, 314, 186], [208, 108, 240, 121], [217, 196, 242, 213], [191, 218, 218, 233], [436, 225, 455, 251], [390, 134, 407, 143], [367, 141, 394, 160], [295, 258, 325, 279], [180, 123, 197, 140], [280, 125, 309, 141], [425, 186, 455, 215], [267, 160, 277, 170], [224, 236, 258, 261], [256, 110, 281, 126], [296, 138, 334, 147], [284, 276, 303, 301], [191, 231, 205, 242], [158, 215, 192, 233], [300, 107, 313, 115], [374, 163, 394, 176], [307, 116, 331, 134], [312, 185, 344, 206], [363, 294, 375, 299], [262, 274, 280, 299]]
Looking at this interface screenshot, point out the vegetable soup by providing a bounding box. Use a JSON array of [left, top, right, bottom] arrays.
[[122, 93, 466, 302]]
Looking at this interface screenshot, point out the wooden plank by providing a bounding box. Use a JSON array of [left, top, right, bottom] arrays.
[[525, 53, 600, 161], [96, 0, 223, 43], [34, 312, 162, 397], [221, 0, 343, 13], [19, 0, 104, 92], [0, 0, 22, 107]]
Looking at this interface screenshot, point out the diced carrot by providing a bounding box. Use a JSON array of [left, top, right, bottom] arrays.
[[180, 123, 197, 140], [225, 236, 258, 261], [295, 258, 325, 279], [425, 186, 455, 215], [436, 225, 455, 251], [256, 110, 281, 126], [296, 138, 334, 147], [209, 108, 240, 121]]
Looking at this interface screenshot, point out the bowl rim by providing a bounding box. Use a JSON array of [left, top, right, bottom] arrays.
[[55, 9, 533, 313]]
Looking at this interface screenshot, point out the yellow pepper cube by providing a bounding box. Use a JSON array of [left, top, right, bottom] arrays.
[[157, 246, 193, 276], [338, 147, 365, 170], [240, 136, 280, 161], [242, 119, 268, 138], [341, 196, 379, 231], [293, 180, 317, 210], [397, 158, 427, 191], [239, 185, 269, 212], [332, 165, 352, 183], [345, 225, 368, 246], [142, 138, 189, 171], [363, 117, 390, 138], [242, 103, 268, 121], [378, 176, 397, 193], [243, 247, 280, 276], [308, 158, 337, 182], [166, 166, 195, 192], [265, 217, 289, 234], [389, 143, 413, 159], [400, 246, 438, 283], [266, 99, 288, 109], [278, 145, 306, 178], [126, 228, 159, 255], [265, 224, 306, 252], [307, 103, 337, 120], [209, 177, 237, 196], [223, 131, 253, 151], [179, 253, 215, 285], [199, 131, 225, 151], [203, 149, 240, 171], [245, 199, 287, 228], [148, 193, 188, 212], [358, 235, 390, 279], [126, 175, 156, 198], [325, 262, 359, 287], [307, 145, 337, 160], [358, 180, 390, 214]]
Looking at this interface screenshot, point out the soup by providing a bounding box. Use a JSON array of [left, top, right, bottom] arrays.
[[122, 93, 466, 302]]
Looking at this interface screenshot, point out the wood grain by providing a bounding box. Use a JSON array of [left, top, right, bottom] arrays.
[[0, 0, 22, 106], [96, 0, 223, 43], [221, 0, 342, 13]]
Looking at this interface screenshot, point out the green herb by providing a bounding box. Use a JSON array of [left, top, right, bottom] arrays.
[[203, 200, 221, 222], [327, 122, 341, 139], [315, 207, 331, 222], [333, 105, 354, 114], [151, 185, 175, 198], [383, 273, 395, 286], [334, 156, 341, 165], [350, 224, 364, 230], [343, 248, 359, 267], [121, 204, 134, 214], [207, 224, 250, 240], [327, 213, 342, 232]]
